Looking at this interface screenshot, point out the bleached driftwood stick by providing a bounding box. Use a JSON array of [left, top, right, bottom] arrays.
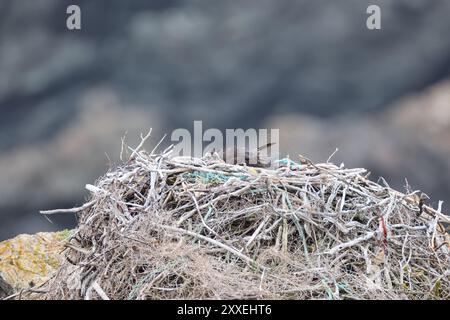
[[40, 200, 95, 215]]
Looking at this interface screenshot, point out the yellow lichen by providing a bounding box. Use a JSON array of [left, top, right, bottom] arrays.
[[0, 231, 68, 291]]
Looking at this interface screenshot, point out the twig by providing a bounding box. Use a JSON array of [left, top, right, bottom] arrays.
[[326, 231, 378, 255], [40, 200, 95, 215], [153, 223, 263, 269]]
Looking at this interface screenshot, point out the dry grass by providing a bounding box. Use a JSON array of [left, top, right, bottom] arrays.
[[31, 136, 449, 300]]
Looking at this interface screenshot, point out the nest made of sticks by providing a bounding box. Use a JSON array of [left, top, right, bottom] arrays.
[[36, 140, 450, 300]]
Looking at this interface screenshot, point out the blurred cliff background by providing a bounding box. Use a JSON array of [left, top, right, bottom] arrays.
[[1, 0, 450, 240]]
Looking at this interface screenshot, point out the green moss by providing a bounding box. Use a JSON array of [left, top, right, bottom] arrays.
[[56, 229, 72, 241]]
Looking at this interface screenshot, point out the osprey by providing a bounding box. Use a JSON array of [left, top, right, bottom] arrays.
[[216, 142, 276, 168]]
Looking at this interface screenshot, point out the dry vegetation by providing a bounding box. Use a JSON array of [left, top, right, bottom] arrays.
[[30, 136, 450, 300]]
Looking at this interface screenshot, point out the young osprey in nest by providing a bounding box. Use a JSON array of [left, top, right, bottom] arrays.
[[216, 142, 276, 168]]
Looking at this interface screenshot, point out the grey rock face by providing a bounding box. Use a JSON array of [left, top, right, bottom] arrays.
[[0, 274, 14, 299], [2, 0, 450, 150]]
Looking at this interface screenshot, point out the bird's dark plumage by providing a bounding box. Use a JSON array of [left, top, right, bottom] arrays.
[[218, 142, 276, 167]]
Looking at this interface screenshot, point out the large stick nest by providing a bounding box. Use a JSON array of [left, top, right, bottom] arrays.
[[36, 142, 449, 300]]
